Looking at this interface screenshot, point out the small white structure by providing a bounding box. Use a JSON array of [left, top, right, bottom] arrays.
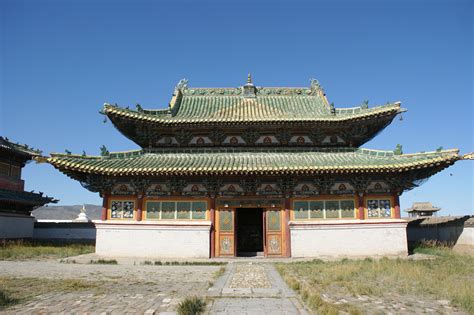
[[74, 204, 90, 222]]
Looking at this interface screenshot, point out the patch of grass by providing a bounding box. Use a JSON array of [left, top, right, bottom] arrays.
[[412, 241, 453, 256], [177, 296, 206, 315], [214, 266, 226, 279], [276, 247, 474, 314], [0, 240, 94, 261], [89, 259, 118, 265], [0, 277, 97, 309], [0, 289, 18, 308]]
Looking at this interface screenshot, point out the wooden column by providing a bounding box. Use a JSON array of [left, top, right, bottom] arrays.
[[101, 193, 109, 221], [357, 192, 365, 220], [393, 192, 401, 219], [136, 193, 144, 221], [284, 197, 292, 257], [210, 197, 216, 258]]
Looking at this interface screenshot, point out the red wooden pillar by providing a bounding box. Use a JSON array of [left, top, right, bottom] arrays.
[[101, 193, 109, 221], [284, 197, 292, 257], [357, 192, 365, 219], [393, 192, 401, 219], [210, 197, 216, 258], [136, 193, 144, 221]]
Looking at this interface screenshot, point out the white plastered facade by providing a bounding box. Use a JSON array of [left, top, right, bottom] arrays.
[[290, 219, 408, 257], [95, 221, 211, 258]]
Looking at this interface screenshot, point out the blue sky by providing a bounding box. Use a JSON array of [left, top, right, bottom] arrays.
[[1, 0, 472, 215]]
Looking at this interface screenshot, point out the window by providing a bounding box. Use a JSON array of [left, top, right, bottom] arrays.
[[145, 200, 208, 220], [367, 199, 392, 218], [293, 199, 355, 220], [110, 200, 135, 219], [146, 201, 160, 219], [177, 202, 191, 219], [192, 201, 207, 219], [0, 162, 10, 176], [10, 166, 21, 178]]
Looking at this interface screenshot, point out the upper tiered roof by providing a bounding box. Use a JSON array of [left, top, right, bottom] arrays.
[[103, 77, 405, 148], [104, 100, 402, 125]]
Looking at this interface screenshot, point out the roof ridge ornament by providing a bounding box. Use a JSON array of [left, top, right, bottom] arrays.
[[242, 73, 257, 98], [175, 78, 189, 91], [310, 78, 324, 93], [462, 152, 474, 160], [394, 144, 403, 155]]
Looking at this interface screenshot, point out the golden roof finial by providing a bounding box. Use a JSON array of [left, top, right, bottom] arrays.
[[247, 73, 252, 84]]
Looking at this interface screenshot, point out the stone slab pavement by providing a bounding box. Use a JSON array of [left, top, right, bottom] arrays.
[[0, 260, 220, 314], [207, 263, 309, 314]]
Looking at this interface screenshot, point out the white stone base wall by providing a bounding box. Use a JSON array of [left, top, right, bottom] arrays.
[[95, 221, 211, 258], [0, 212, 34, 239], [456, 226, 474, 246], [290, 219, 408, 257]]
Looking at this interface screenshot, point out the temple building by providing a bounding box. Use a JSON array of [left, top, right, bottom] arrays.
[[406, 202, 441, 218], [0, 137, 57, 239], [44, 76, 471, 258]]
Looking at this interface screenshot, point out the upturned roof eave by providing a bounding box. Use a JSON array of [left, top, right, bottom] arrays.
[[44, 148, 462, 178], [102, 102, 403, 125]]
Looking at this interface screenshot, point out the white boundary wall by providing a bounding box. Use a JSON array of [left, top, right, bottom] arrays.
[[95, 221, 211, 258], [290, 219, 408, 257], [0, 212, 34, 239], [33, 220, 96, 241]]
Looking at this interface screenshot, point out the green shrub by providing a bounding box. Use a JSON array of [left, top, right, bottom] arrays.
[[89, 259, 118, 265], [177, 296, 206, 315], [0, 289, 18, 307], [155, 261, 226, 266]]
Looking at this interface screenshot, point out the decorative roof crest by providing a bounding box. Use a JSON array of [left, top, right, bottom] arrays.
[[310, 78, 323, 93], [175, 78, 189, 91], [462, 152, 474, 160], [242, 73, 257, 98], [394, 144, 403, 155]]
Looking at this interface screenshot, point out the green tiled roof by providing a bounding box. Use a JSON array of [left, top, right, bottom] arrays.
[[47, 148, 460, 177], [0, 137, 42, 157], [103, 82, 404, 125], [104, 101, 402, 125]]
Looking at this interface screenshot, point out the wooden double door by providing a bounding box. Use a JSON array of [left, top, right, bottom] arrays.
[[215, 207, 285, 257]]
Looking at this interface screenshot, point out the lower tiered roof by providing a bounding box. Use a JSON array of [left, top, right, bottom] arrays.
[[0, 189, 57, 206], [46, 148, 462, 177]]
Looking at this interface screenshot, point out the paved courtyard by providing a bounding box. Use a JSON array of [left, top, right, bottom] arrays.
[[0, 259, 307, 314], [0, 260, 218, 314]]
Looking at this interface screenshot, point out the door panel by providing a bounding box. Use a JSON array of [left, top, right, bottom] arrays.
[[216, 208, 235, 257], [265, 209, 283, 256]]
